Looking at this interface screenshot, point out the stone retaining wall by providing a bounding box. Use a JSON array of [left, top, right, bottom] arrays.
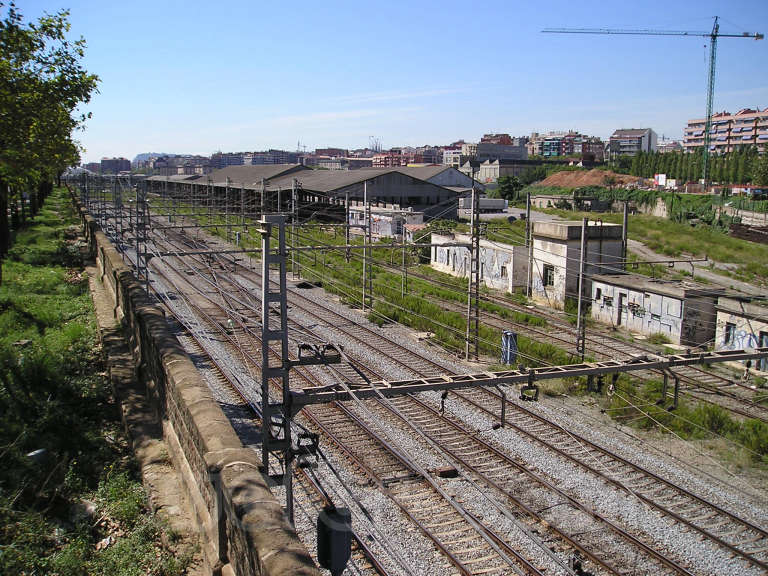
[[78, 205, 318, 576]]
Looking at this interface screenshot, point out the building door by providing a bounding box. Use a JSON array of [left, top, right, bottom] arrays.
[[760, 331, 768, 372], [617, 293, 626, 326]]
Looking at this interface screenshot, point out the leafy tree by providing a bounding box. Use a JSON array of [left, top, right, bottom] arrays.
[[498, 175, 523, 201], [753, 152, 768, 186], [0, 2, 98, 282]]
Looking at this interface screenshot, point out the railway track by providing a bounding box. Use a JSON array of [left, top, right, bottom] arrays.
[[426, 292, 768, 424], [209, 244, 768, 574], [149, 232, 556, 575], [103, 206, 763, 573], [163, 234, 711, 575]]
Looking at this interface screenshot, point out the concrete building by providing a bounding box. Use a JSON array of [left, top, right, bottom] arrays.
[[531, 221, 623, 309], [101, 157, 131, 174], [431, 233, 529, 293], [715, 297, 768, 371], [657, 140, 684, 154], [210, 152, 246, 169], [475, 142, 528, 162], [442, 149, 468, 169], [609, 128, 657, 156], [348, 206, 424, 239], [591, 274, 724, 347], [315, 147, 348, 157], [481, 133, 514, 145], [683, 108, 768, 154], [465, 158, 566, 184], [527, 132, 604, 161]]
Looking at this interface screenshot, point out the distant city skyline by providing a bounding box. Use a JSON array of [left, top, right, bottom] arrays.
[[20, 0, 768, 163]]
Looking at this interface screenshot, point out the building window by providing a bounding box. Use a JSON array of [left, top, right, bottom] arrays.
[[595, 287, 602, 301], [500, 265, 508, 278], [543, 264, 555, 287], [724, 322, 736, 344]]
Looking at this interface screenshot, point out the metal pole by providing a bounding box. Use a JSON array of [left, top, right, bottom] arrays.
[[345, 191, 350, 263], [401, 234, 407, 298], [225, 177, 231, 243], [525, 189, 531, 246], [621, 201, 628, 269], [465, 177, 479, 360], [576, 217, 587, 361], [291, 179, 297, 278], [262, 178, 267, 215]]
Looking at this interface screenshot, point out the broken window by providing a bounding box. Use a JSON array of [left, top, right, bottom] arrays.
[[543, 264, 555, 287], [595, 287, 602, 301], [500, 265, 508, 278], [724, 322, 736, 344]]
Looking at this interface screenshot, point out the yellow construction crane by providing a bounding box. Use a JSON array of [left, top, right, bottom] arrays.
[[543, 17, 763, 187]]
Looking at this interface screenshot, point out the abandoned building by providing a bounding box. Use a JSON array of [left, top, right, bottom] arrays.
[[590, 274, 724, 347], [430, 233, 528, 293], [531, 220, 623, 308], [715, 297, 768, 371], [348, 206, 424, 239]]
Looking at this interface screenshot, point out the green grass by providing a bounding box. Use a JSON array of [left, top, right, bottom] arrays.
[[532, 206, 768, 285], [0, 187, 192, 576], [605, 377, 768, 465], [286, 225, 573, 366]]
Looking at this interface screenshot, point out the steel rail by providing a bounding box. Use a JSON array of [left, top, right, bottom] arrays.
[[149, 232, 539, 576]]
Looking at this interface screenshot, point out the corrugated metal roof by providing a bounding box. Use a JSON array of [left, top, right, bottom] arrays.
[[203, 164, 307, 187], [145, 174, 203, 182], [266, 168, 397, 192]]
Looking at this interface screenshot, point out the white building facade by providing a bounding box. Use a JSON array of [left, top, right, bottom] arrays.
[[715, 297, 768, 372], [590, 274, 723, 346], [531, 221, 623, 309], [431, 233, 528, 293]]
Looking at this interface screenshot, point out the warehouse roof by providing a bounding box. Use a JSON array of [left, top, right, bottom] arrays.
[[267, 168, 460, 194], [145, 174, 203, 182], [203, 164, 307, 187]]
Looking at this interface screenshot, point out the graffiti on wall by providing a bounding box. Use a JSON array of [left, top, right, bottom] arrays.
[[723, 329, 760, 351]]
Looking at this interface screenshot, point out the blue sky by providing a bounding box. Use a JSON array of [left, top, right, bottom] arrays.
[[20, 0, 768, 162]]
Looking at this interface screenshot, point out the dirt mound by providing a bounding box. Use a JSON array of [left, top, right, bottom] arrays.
[[535, 169, 643, 189]]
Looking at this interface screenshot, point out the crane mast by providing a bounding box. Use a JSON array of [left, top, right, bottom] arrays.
[[543, 17, 763, 189]]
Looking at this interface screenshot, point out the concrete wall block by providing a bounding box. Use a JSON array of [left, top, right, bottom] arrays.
[[85, 209, 317, 576], [221, 463, 320, 576]]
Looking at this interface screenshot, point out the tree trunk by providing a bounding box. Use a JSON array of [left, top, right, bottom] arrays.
[[0, 181, 8, 258], [11, 196, 19, 232], [0, 180, 7, 287]]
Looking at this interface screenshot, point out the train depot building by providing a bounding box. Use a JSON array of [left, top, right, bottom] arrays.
[[715, 297, 768, 371], [430, 233, 528, 293], [590, 274, 723, 347], [531, 221, 623, 309]]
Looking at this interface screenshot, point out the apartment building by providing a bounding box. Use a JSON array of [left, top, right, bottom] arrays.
[[528, 131, 604, 161], [683, 108, 768, 154], [608, 128, 657, 156], [100, 157, 131, 174]]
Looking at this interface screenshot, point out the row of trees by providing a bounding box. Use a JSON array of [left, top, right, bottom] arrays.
[[0, 2, 98, 282], [611, 147, 768, 186]]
